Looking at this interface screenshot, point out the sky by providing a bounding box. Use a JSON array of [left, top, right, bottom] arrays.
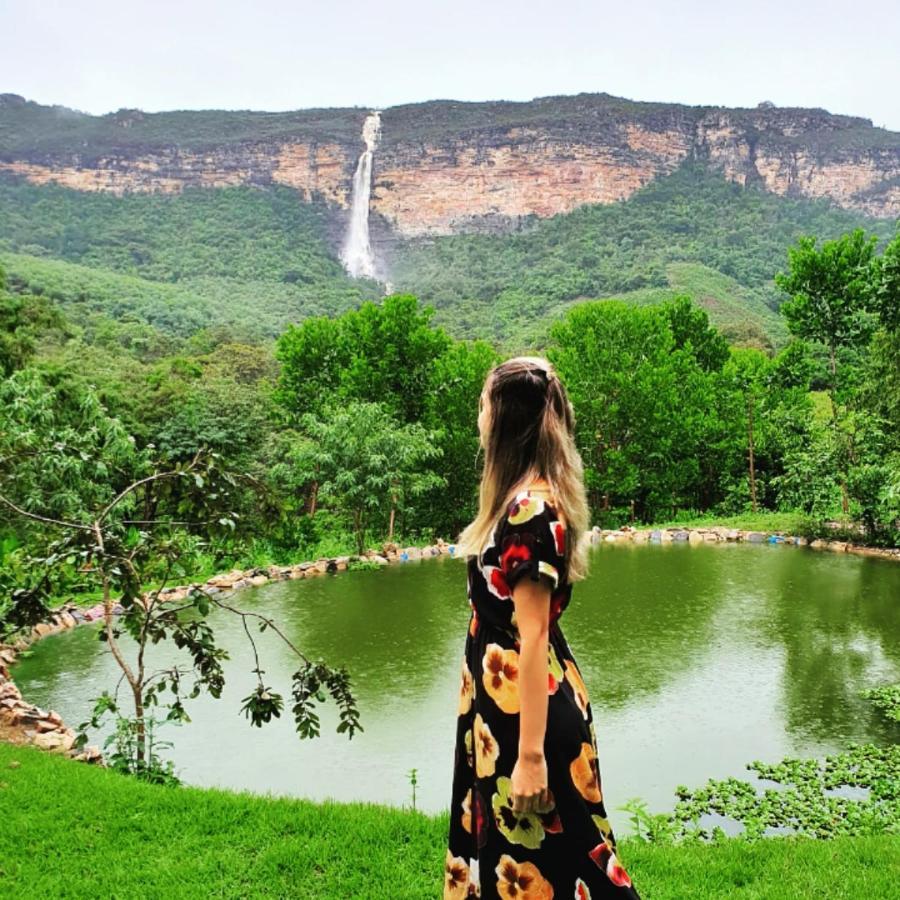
[[3, 0, 899, 131]]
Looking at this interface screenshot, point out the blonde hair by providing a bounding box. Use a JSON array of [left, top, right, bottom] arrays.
[[455, 356, 591, 583]]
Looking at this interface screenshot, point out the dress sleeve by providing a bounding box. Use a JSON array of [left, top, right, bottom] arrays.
[[497, 495, 565, 593]]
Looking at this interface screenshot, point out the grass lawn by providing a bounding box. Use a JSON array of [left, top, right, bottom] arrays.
[[642, 510, 823, 535], [1, 742, 897, 899]]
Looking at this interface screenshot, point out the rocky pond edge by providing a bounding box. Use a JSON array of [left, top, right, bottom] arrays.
[[1, 524, 897, 765]]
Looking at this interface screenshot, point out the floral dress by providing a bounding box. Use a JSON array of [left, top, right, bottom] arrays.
[[445, 490, 640, 899]]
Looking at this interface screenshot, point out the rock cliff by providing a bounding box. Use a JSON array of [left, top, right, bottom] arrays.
[[2, 91, 898, 238]]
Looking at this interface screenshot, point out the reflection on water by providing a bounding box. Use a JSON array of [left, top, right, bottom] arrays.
[[12, 543, 900, 832]]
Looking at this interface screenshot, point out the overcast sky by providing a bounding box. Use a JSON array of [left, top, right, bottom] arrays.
[[3, 0, 899, 131]]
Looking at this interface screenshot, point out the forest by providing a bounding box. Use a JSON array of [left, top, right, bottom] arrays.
[[1, 213, 898, 635]]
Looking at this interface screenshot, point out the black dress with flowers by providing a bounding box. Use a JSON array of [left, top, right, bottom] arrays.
[[444, 489, 640, 900]]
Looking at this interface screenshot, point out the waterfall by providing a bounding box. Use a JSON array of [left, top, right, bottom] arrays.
[[340, 110, 382, 280]]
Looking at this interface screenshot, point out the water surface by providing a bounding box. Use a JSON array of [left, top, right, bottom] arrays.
[[13, 542, 899, 831]]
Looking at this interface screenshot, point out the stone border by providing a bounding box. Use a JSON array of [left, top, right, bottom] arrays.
[[589, 524, 900, 563], [2, 527, 896, 764]]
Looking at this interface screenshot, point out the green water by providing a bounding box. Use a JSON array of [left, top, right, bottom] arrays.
[[12, 542, 900, 830]]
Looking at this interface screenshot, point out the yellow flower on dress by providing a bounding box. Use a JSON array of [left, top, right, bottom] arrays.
[[508, 494, 546, 525], [482, 642, 520, 714], [491, 775, 562, 849], [458, 657, 474, 716], [592, 812, 613, 841], [474, 713, 499, 778], [464, 729, 474, 769], [461, 788, 473, 833], [564, 659, 589, 719], [495, 853, 554, 900], [570, 741, 602, 803], [444, 848, 469, 900], [547, 643, 564, 695]]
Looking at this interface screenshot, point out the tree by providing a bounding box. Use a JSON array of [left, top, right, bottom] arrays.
[[274, 294, 452, 426], [296, 401, 444, 554], [0, 375, 361, 781], [420, 339, 499, 536], [547, 299, 723, 522], [723, 348, 774, 512], [775, 229, 881, 515], [0, 265, 66, 376], [870, 227, 900, 333], [662, 294, 730, 373]]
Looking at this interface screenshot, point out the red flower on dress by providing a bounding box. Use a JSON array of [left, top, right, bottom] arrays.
[[588, 841, 633, 888], [549, 590, 566, 626], [500, 533, 534, 576], [489, 568, 511, 598], [551, 521, 565, 555]]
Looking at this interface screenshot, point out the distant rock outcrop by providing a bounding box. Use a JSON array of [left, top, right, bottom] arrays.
[[2, 92, 898, 239]]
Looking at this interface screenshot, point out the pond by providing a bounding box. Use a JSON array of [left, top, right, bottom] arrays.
[[12, 541, 900, 833]]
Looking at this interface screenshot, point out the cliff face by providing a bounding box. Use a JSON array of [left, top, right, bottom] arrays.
[[0, 141, 353, 206], [2, 92, 898, 238]]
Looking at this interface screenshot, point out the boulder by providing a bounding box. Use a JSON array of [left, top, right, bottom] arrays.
[[207, 570, 246, 589], [33, 730, 67, 751], [77, 744, 104, 764], [0, 682, 21, 701], [688, 531, 704, 545], [746, 531, 766, 543]]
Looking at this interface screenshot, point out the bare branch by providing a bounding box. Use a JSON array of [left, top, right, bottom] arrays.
[[210, 594, 311, 666], [0, 491, 92, 531]]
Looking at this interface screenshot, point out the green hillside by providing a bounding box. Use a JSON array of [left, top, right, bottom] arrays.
[[0, 177, 382, 340], [601, 262, 790, 348], [0, 161, 895, 348], [392, 162, 896, 347]]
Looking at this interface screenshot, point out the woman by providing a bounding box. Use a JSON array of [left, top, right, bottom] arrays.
[[444, 356, 640, 899]]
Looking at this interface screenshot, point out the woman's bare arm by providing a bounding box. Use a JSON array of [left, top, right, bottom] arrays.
[[510, 575, 553, 810]]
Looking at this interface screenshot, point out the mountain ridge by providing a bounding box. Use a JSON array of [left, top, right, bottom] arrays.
[[1, 90, 898, 239]]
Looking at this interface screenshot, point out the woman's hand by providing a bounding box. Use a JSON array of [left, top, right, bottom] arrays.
[[510, 749, 550, 813]]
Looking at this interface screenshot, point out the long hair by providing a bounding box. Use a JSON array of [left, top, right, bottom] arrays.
[[455, 356, 591, 583]]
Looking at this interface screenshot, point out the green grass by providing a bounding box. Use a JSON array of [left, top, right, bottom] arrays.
[[0, 742, 897, 898], [601, 261, 791, 349], [641, 509, 816, 534]]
